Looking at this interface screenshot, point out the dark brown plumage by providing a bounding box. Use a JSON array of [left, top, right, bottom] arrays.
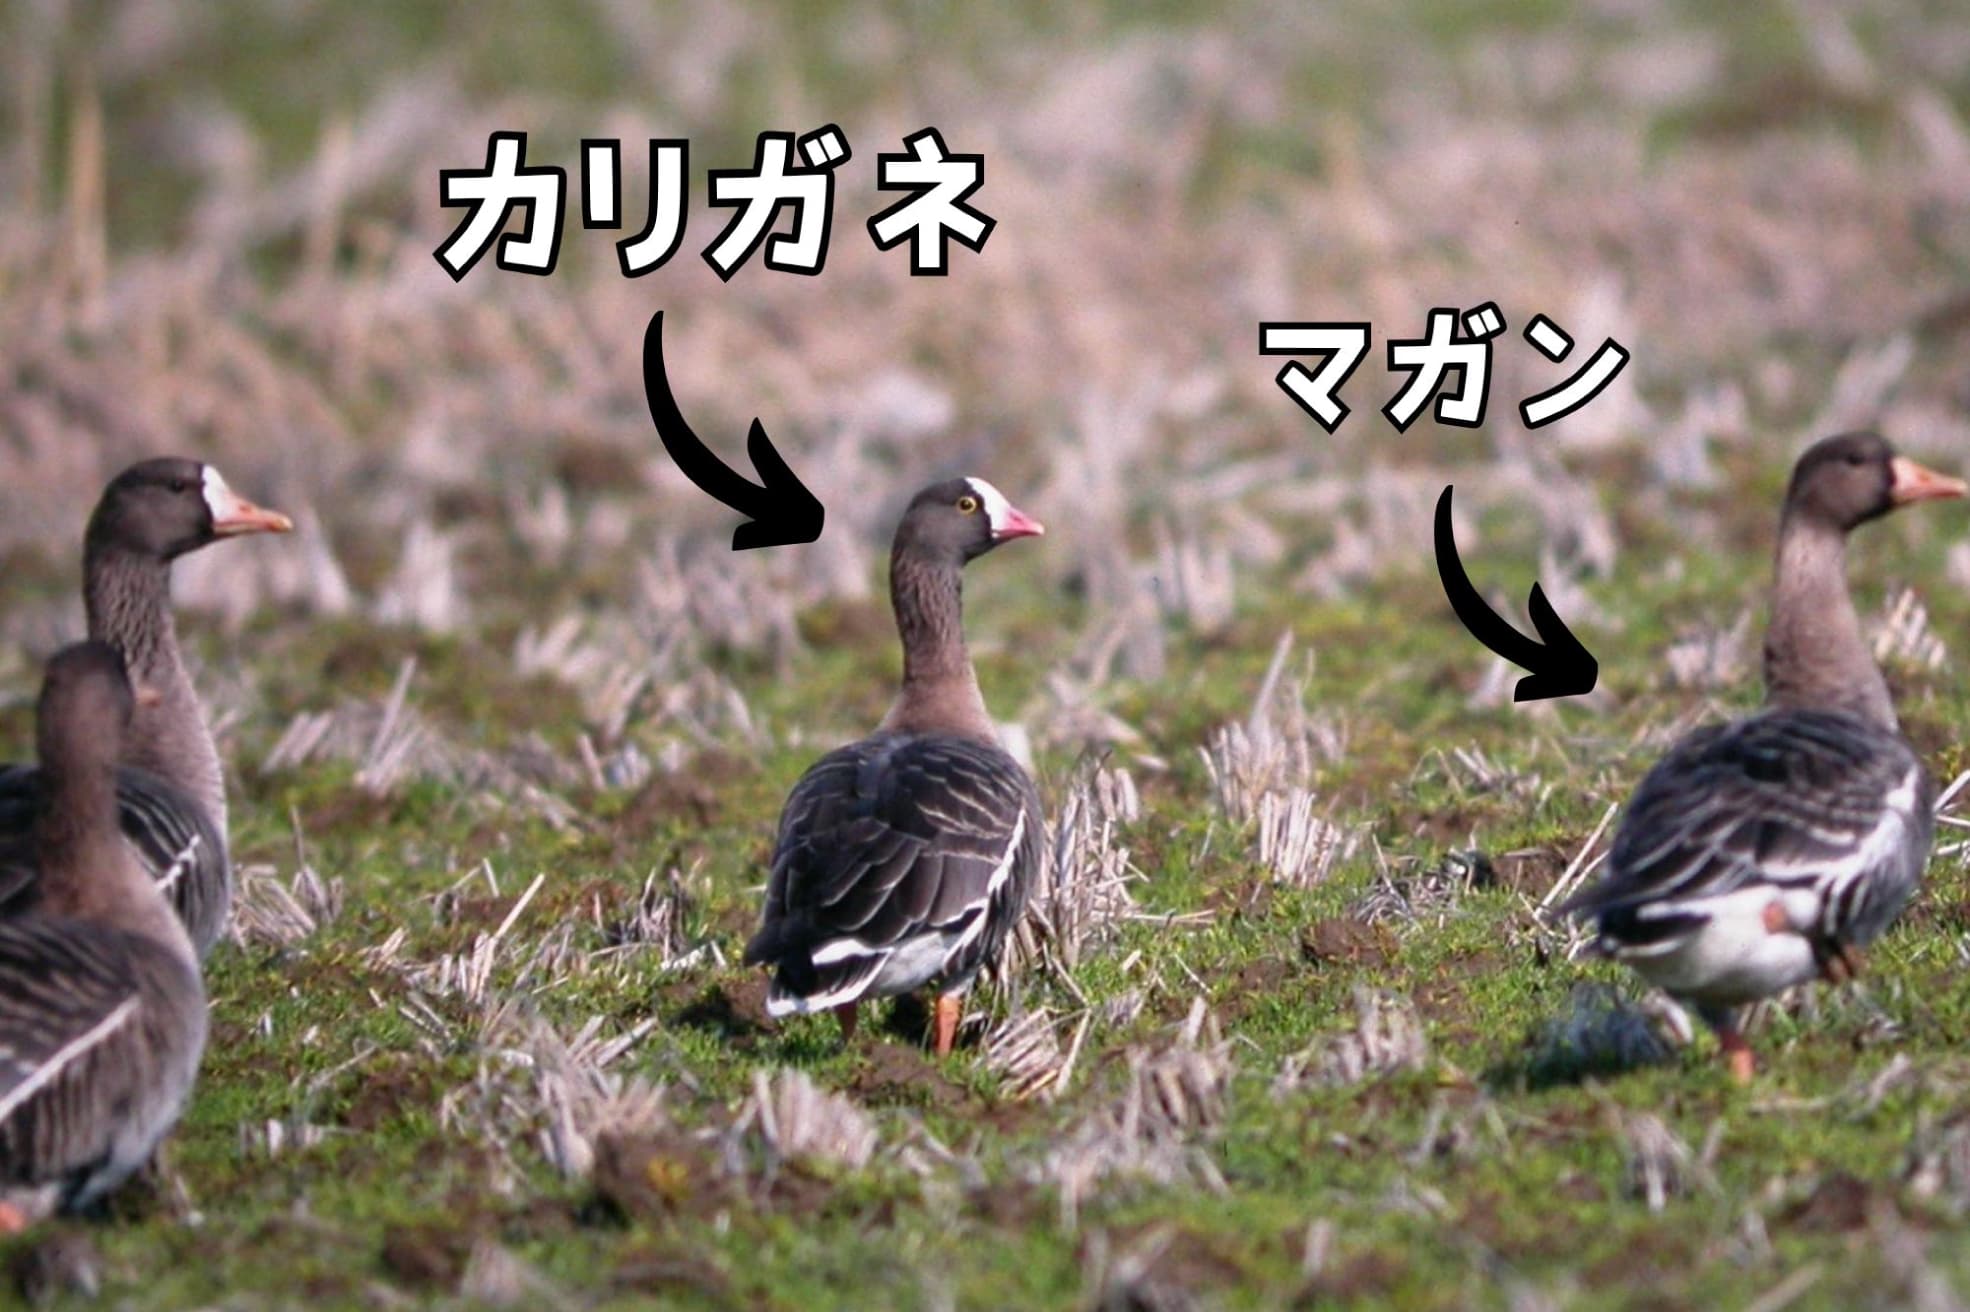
[[0, 643, 207, 1230], [746, 478, 1046, 1055]]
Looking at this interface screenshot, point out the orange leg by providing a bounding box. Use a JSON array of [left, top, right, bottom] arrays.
[[933, 995, 961, 1058], [834, 1001, 859, 1043], [0, 1201, 28, 1234], [1718, 1025, 1755, 1085], [1830, 942, 1865, 985]]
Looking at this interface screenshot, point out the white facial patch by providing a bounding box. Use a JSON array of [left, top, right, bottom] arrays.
[[965, 477, 1015, 534], [201, 465, 239, 520]]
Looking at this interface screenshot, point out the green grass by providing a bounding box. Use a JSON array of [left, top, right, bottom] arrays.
[[3, 503, 1961, 1309]]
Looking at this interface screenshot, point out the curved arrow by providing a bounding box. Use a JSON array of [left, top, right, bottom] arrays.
[[642, 310, 825, 550], [1434, 485, 1597, 702]]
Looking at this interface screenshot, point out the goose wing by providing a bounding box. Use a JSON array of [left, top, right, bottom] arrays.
[[0, 765, 229, 955], [747, 732, 1041, 1012], [0, 921, 144, 1193], [1566, 708, 1932, 949]]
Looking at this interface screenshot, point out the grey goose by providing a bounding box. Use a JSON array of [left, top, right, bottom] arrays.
[[0, 459, 291, 959], [0, 642, 206, 1229], [1564, 433, 1964, 1081], [746, 478, 1046, 1056]]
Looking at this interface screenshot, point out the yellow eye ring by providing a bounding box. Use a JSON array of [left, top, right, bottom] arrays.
[[956, 495, 980, 514]]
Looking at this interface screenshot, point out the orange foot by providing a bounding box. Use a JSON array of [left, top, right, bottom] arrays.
[[0, 1201, 30, 1234], [1821, 942, 1866, 986], [1718, 1026, 1756, 1085], [932, 995, 961, 1058]]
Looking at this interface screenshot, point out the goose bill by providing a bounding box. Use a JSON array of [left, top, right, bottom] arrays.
[[990, 505, 1045, 541], [1888, 456, 1968, 505], [962, 476, 1045, 540], [203, 469, 295, 537]]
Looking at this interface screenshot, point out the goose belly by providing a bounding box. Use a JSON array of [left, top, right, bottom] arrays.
[[1618, 886, 1823, 1004], [867, 924, 973, 997]]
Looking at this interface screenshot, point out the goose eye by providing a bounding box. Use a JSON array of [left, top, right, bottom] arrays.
[[168, 478, 192, 494], [956, 495, 980, 514]]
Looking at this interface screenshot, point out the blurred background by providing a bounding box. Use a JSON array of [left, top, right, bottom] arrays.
[[3, 0, 1966, 721]]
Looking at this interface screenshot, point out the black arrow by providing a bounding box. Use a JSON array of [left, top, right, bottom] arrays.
[[642, 310, 825, 550], [1434, 484, 1597, 702]]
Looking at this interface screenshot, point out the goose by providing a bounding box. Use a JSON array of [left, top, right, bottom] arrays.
[[0, 459, 291, 957], [1565, 433, 1964, 1081], [0, 642, 207, 1229], [745, 478, 1046, 1056]]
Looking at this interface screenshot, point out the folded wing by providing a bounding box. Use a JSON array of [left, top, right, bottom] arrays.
[[747, 733, 1042, 1014], [1568, 708, 1932, 952], [0, 765, 229, 957]]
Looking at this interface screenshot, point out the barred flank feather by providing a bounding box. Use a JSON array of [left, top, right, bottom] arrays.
[[0, 765, 229, 957], [1569, 708, 1930, 953]]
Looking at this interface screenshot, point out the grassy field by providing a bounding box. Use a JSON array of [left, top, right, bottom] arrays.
[[4, 0, 1970, 1308]]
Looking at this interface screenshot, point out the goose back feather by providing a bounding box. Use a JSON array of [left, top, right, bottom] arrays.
[[0, 924, 204, 1218], [1567, 708, 1932, 1001], [750, 732, 1043, 1012]]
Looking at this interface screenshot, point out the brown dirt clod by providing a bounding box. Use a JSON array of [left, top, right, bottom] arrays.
[[1299, 918, 1395, 971]]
